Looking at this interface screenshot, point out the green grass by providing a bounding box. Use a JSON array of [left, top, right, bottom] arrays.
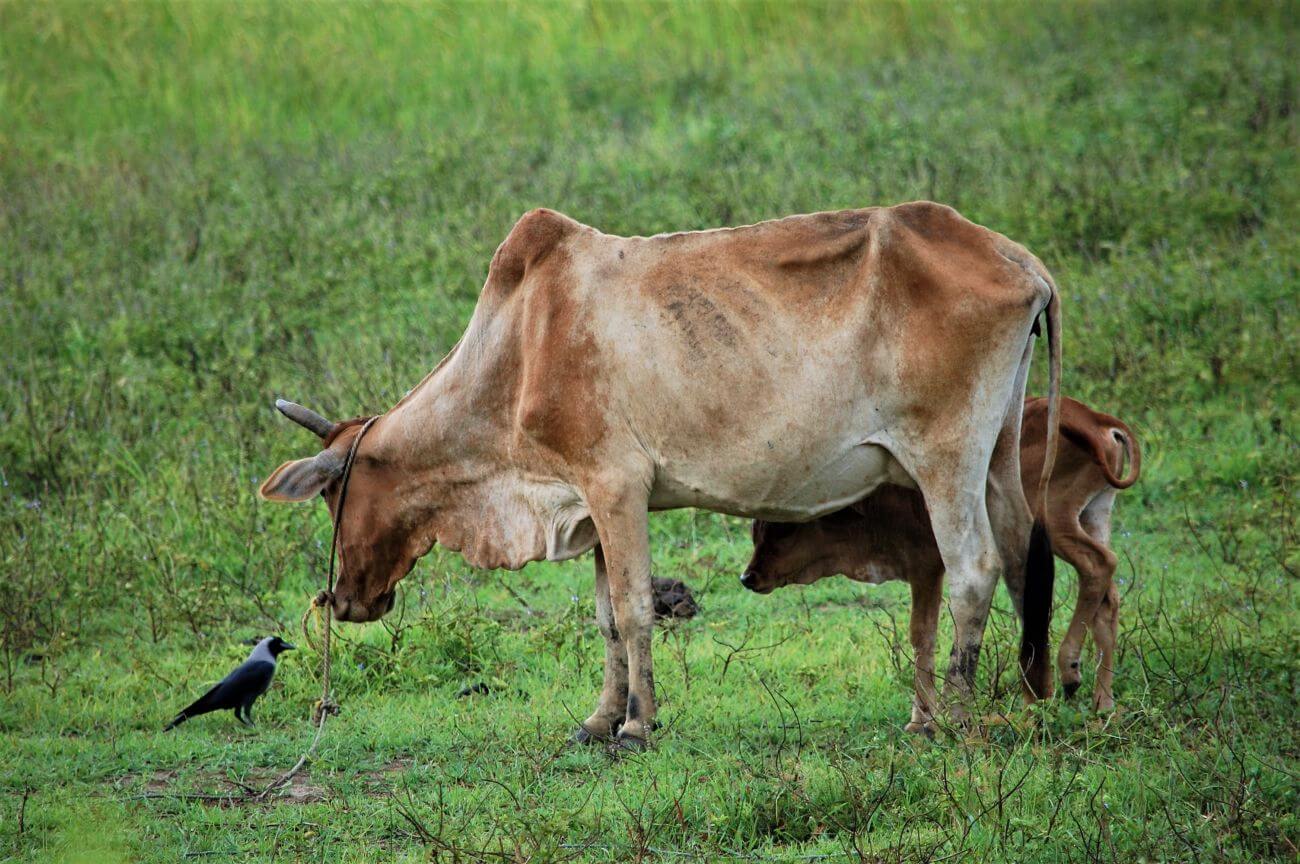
[[1, 0, 1297, 861]]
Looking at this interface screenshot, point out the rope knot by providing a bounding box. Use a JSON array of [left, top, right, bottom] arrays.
[[312, 697, 341, 726]]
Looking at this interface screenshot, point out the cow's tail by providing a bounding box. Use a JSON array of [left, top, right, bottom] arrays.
[[1036, 288, 1062, 519], [1021, 283, 1061, 700], [1019, 520, 1055, 699]]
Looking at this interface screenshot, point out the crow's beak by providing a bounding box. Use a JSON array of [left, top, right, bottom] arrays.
[[282, 642, 296, 651]]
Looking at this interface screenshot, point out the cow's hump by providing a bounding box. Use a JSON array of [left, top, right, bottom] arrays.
[[486, 208, 580, 295]]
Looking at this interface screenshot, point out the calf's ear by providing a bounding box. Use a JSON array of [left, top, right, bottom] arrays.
[[258, 452, 343, 502]]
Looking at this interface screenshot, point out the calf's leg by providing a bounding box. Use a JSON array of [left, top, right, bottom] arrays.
[[1053, 528, 1118, 702], [1088, 580, 1121, 711], [1080, 490, 1120, 710]]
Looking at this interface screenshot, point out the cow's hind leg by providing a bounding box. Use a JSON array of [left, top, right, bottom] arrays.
[[573, 546, 630, 744], [905, 565, 944, 735], [587, 483, 657, 751], [986, 335, 1036, 624], [906, 457, 1004, 722]]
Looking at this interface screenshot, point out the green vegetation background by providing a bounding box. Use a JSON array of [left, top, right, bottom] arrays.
[[1, 1, 1296, 861]]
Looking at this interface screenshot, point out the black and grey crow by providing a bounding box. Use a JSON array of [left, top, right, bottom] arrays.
[[163, 636, 294, 731]]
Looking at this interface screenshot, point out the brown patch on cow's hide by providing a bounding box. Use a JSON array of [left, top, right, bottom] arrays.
[[651, 577, 698, 620], [511, 234, 610, 465], [866, 203, 1046, 441]]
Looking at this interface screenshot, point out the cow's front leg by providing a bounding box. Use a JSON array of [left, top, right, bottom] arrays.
[[905, 567, 943, 735], [588, 485, 656, 751], [573, 546, 629, 744], [923, 482, 1002, 723]]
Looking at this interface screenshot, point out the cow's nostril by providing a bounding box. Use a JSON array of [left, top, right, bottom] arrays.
[[740, 570, 759, 590]]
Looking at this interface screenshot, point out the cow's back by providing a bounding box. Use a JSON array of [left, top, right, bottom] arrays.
[[484, 203, 1049, 520]]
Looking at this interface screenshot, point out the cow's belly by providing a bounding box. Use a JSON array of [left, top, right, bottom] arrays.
[[648, 441, 915, 522]]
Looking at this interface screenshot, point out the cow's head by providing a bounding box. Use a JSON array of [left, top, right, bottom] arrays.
[[740, 508, 864, 594], [259, 400, 430, 623]]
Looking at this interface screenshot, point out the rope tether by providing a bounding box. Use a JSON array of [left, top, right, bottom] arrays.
[[256, 416, 376, 800]]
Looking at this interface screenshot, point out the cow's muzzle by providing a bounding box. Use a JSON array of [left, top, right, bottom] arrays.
[[331, 590, 397, 623], [740, 569, 775, 594]]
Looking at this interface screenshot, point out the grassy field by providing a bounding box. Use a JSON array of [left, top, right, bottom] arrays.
[[2, 1, 1297, 861]]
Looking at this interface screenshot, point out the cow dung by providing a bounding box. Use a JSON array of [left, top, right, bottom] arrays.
[[652, 577, 698, 620]]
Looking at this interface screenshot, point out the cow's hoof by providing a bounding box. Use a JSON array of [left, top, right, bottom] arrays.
[[610, 732, 649, 755], [571, 723, 618, 747], [1061, 680, 1081, 700], [570, 726, 598, 746], [904, 721, 936, 739]]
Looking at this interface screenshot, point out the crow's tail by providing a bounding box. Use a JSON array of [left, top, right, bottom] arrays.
[[163, 690, 215, 731]]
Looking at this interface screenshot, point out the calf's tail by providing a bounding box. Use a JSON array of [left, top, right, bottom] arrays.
[[1019, 520, 1055, 700], [1101, 420, 1142, 489]]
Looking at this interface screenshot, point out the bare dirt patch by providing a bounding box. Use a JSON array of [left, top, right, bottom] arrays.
[[117, 768, 327, 807], [359, 757, 414, 788]]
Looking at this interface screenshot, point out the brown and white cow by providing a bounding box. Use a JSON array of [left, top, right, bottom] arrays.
[[259, 202, 1061, 749], [742, 396, 1139, 728]]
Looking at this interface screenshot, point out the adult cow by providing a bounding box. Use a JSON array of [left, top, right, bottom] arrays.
[[259, 203, 1061, 750]]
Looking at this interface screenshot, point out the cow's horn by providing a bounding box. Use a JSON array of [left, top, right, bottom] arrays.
[[274, 399, 336, 439]]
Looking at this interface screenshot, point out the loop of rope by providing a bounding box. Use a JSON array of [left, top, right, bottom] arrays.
[[256, 417, 376, 801]]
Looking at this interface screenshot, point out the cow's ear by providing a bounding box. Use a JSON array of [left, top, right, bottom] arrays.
[[258, 452, 343, 502]]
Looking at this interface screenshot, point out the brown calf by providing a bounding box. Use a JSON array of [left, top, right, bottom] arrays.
[[742, 396, 1139, 728]]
